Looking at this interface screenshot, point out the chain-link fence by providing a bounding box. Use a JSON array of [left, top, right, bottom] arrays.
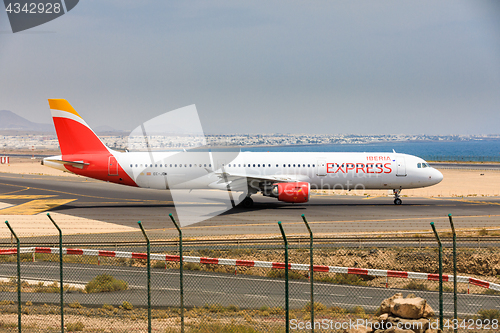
[[0, 213, 499, 333]]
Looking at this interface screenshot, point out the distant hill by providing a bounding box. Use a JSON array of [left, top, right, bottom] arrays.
[[0, 110, 125, 135], [0, 110, 54, 133]]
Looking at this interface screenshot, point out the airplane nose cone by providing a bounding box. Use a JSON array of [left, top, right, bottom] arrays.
[[432, 169, 444, 184]]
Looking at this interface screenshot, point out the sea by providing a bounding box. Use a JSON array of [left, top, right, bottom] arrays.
[[243, 139, 500, 162]]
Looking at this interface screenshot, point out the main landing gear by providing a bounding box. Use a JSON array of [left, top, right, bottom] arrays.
[[393, 189, 402, 205]]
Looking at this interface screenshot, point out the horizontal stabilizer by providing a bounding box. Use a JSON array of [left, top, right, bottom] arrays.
[[43, 159, 89, 169]]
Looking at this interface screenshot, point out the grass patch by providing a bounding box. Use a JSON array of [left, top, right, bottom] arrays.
[[405, 280, 430, 291], [183, 262, 201, 271], [478, 228, 489, 236], [267, 269, 307, 280], [66, 321, 84, 331], [121, 301, 133, 310], [478, 309, 500, 321], [316, 273, 368, 286], [302, 302, 326, 312], [186, 322, 282, 333], [85, 274, 128, 293]]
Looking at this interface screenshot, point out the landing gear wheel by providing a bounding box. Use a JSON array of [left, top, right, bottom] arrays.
[[241, 197, 254, 208], [393, 189, 402, 205]]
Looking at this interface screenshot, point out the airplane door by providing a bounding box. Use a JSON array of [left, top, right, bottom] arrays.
[[317, 160, 326, 176], [108, 156, 119, 176], [396, 156, 406, 176]]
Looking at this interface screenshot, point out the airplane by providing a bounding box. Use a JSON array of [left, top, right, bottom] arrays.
[[43, 99, 443, 208]]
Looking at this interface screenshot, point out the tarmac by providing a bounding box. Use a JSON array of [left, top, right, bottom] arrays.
[[0, 170, 499, 242]]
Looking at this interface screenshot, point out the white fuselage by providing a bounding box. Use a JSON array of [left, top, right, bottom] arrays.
[[111, 151, 443, 191]]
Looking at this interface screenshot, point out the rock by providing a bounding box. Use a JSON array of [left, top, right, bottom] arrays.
[[378, 313, 389, 322], [396, 318, 430, 333], [344, 325, 372, 333], [380, 293, 403, 314], [422, 302, 434, 318], [390, 297, 433, 319], [384, 327, 414, 333]]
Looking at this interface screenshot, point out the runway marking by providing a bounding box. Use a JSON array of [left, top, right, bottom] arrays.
[[454, 199, 500, 206], [362, 196, 386, 200], [0, 181, 158, 202], [0, 187, 31, 195], [0, 195, 57, 199], [0, 199, 76, 215]]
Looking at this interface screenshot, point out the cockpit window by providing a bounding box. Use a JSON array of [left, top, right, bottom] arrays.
[[417, 163, 421, 168]]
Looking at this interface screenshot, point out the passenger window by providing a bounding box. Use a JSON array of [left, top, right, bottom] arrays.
[[288, 164, 291, 167], [130, 164, 133, 167], [276, 164, 278, 167], [258, 164, 260, 167], [135, 164, 138, 167], [312, 164, 315, 167], [209, 164, 211, 167], [308, 164, 310, 167]]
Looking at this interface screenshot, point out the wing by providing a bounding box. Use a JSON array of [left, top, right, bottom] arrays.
[[209, 170, 308, 191]]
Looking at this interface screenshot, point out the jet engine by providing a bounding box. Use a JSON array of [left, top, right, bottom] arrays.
[[270, 182, 310, 203]]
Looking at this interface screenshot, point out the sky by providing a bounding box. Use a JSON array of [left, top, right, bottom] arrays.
[[1, 0, 500, 135]]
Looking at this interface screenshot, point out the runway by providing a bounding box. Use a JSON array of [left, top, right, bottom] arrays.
[[0, 172, 499, 242]]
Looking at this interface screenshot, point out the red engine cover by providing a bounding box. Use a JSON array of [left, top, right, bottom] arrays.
[[275, 182, 310, 203]]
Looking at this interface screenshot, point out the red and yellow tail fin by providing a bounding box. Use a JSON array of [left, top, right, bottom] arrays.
[[48, 99, 109, 155]]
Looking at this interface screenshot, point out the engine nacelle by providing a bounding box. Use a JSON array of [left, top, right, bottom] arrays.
[[271, 182, 310, 203]]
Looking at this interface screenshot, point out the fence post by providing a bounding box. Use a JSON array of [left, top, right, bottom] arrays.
[[5, 221, 21, 333], [278, 221, 289, 333], [430, 222, 443, 332], [137, 221, 151, 333], [169, 214, 184, 333], [47, 213, 64, 333], [301, 214, 314, 333], [448, 214, 457, 333]]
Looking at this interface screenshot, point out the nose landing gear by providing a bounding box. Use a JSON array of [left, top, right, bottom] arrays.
[[393, 189, 402, 205]]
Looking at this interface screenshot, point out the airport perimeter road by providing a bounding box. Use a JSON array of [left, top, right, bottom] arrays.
[[0, 262, 498, 316], [0, 172, 499, 238]]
